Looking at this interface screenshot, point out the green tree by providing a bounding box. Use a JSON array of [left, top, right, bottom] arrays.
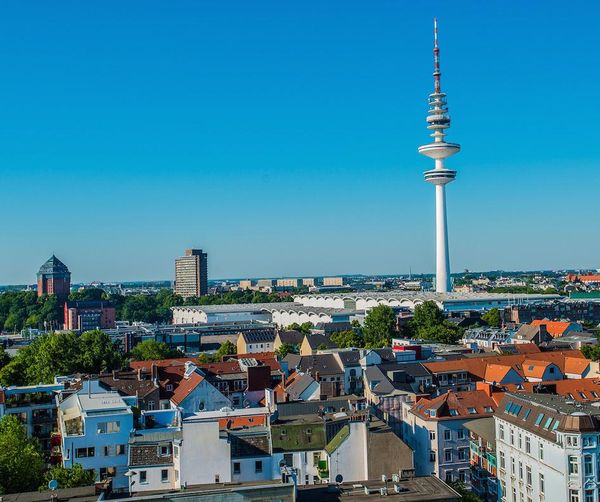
[[130, 340, 183, 361], [0, 415, 44, 494], [363, 305, 396, 347], [331, 330, 364, 348], [213, 340, 237, 360], [0, 346, 10, 369], [40, 464, 96, 491], [78, 330, 123, 373], [286, 322, 313, 335], [275, 343, 298, 358], [448, 481, 483, 502], [481, 308, 502, 328], [582, 344, 600, 362], [408, 301, 463, 345], [0, 331, 123, 386], [317, 343, 329, 350]]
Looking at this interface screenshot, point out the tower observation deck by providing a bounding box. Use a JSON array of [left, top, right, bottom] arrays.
[[418, 19, 460, 293]]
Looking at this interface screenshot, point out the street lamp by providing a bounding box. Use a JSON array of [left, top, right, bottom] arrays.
[[124, 470, 136, 497]]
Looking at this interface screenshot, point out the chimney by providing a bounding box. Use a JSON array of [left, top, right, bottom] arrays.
[[112, 370, 119, 381], [151, 363, 158, 385]]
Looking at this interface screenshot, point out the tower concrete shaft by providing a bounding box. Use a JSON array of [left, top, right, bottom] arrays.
[[418, 18, 460, 293]]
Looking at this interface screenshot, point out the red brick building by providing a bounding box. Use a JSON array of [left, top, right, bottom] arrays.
[[37, 255, 71, 298], [64, 300, 116, 331]]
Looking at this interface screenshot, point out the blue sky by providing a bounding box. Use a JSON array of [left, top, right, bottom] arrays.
[[0, 1, 598, 284]]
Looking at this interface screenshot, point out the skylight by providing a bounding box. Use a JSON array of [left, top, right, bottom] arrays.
[[535, 413, 544, 426], [523, 409, 531, 420]]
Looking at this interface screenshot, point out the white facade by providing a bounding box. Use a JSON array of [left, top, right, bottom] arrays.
[[327, 422, 369, 483], [496, 398, 600, 502], [175, 418, 231, 486]]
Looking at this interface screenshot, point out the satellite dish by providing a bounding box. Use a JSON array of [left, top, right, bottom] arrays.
[[48, 479, 58, 491], [335, 474, 343, 483]]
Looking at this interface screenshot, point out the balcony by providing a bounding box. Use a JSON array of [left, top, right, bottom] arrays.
[[5, 393, 54, 408]]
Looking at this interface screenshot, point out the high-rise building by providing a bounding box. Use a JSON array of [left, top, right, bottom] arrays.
[[37, 255, 71, 298], [174, 249, 208, 298], [418, 19, 460, 293]]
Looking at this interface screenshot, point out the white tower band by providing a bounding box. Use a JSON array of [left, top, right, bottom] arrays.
[[418, 18, 460, 293]]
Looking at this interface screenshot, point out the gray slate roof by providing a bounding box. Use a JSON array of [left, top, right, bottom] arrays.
[[37, 255, 70, 276]]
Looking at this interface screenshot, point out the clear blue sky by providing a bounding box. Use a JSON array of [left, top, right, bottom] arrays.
[[0, 0, 598, 284]]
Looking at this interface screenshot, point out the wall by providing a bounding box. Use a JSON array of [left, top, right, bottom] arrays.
[[328, 422, 368, 483], [177, 420, 231, 486]]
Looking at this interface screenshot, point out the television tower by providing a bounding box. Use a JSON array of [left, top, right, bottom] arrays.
[[418, 18, 460, 293]]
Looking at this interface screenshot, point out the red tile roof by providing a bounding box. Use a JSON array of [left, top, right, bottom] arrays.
[[218, 415, 268, 430], [170, 372, 205, 405], [512, 343, 541, 354], [411, 390, 497, 420], [503, 378, 600, 402], [423, 350, 586, 382], [531, 320, 576, 337]]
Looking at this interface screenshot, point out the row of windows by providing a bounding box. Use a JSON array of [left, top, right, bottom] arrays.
[[233, 461, 263, 475], [75, 445, 126, 458], [139, 469, 170, 484]]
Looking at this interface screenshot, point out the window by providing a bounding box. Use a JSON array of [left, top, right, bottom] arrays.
[[313, 453, 320, 466], [539, 442, 544, 460], [484, 406, 493, 413], [215, 475, 220, 483], [97, 421, 120, 434], [159, 445, 171, 457], [116, 444, 126, 456], [161, 469, 169, 482], [445, 449, 452, 462], [429, 431, 436, 440], [543, 417, 553, 429], [174, 445, 179, 458], [539, 473, 545, 494], [518, 433, 522, 449], [511, 458, 515, 475], [103, 445, 114, 456], [510, 429, 514, 445], [526, 465, 532, 486], [99, 467, 116, 479], [457, 429, 465, 440], [569, 456, 579, 475], [444, 430, 451, 441], [525, 436, 531, 454], [76, 447, 95, 458], [585, 455, 593, 476], [449, 409, 458, 416], [535, 413, 545, 426], [445, 471, 452, 483], [166, 384, 173, 391], [147, 401, 155, 410], [523, 409, 531, 420], [233, 462, 241, 475], [140, 471, 147, 484], [430, 451, 436, 462], [458, 470, 466, 483], [499, 424, 505, 440], [499, 451, 505, 469], [467, 407, 477, 414], [570, 490, 580, 502], [255, 460, 263, 473], [518, 461, 523, 480], [585, 490, 594, 502], [458, 448, 468, 461]]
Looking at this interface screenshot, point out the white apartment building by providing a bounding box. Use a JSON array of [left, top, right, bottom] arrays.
[[495, 392, 600, 502]]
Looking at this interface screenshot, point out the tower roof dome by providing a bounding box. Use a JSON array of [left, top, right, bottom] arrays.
[[38, 255, 70, 276]]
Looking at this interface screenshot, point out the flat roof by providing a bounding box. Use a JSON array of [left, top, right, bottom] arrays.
[[172, 303, 356, 315], [78, 392, 129, 413], [297, 476, 460, 501], [294, 291, 561, 303]]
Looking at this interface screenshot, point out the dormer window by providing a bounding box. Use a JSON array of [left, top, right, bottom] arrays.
[[449, 409, 458, 416], [467, 407, 477, 414], [428, 409, 437, 417]]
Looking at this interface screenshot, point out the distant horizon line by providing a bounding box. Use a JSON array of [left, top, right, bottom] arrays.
[[1, 267, 596, 289]]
